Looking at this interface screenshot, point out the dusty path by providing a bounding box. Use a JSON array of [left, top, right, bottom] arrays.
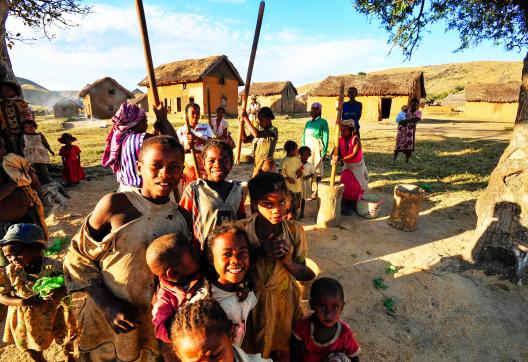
[[0, 144, 526, 361]]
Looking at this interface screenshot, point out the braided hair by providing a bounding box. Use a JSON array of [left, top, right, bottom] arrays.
[[171, 299, 232, 356]]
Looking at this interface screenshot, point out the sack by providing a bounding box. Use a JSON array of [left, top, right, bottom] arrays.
[[357, 194, 383, 219]]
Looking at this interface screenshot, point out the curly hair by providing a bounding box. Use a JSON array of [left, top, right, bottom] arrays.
[[204, 221, 250, 266], [185, 102, 201, 114], [247, 171, 287, 202], [171, 299, 232, 356], [202, 139, 234, 164], [310, 277, 344, 302], [138, 135, 184, 161]]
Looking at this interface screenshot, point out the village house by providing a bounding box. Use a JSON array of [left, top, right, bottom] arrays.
[[138, 55, 244, 116], [465, 81, 520, 122], [307, 72, 426, 122], [242, 81, 298, 114], [440, 93, 466, 111], [79, 77, 133, 119], [130, 90, 149, 111], [53, 98, 82, 118]]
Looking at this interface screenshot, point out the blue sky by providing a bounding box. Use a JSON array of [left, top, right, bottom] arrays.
[[7, 0, 522, 91]]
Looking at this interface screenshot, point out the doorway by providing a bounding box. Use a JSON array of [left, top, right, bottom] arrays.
[[176, 97, 182, 112], [381, 98, 392, 119]]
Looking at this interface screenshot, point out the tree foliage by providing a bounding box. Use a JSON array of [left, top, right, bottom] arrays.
[[7, 0, 91, 43], [353, 0, 528, 59]]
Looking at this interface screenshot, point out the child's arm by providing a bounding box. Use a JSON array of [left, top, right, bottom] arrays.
[[342, 138, 361, 161], [41, 134, 55, 156], [278, 245, 315, 281], [240, 110, 276, 139], [0, 294, 44, 307], [237, 111, 253, 143], [152, 288, 176, 344], [152, 104, 177, 139]]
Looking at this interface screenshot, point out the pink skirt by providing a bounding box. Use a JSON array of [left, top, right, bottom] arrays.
[[341, 169, 364, 201]]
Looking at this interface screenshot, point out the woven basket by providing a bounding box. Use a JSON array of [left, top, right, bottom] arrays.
[[357, 194, 384, 219]]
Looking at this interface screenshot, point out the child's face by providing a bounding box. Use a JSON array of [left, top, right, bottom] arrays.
[[166, 250, 200, 286], [176, 330, 234, 362], [340, 125, 353, 138], [258, 116, 271, 129], [217, 109, 225, 118], [138, 144, 184, 200], [311, 294, 344, 328], [300, 150, 311, 164], [287, 146, 298, 157], [24, 124, 36, 134], [256, 190, 287, 224], [283, 197, 295, 220], [2, 243, 41, 269], [410, 100, 418, 111], [188, 107, 200, 127], [204, 146, 232, 183], [211, 232, 250, 286]]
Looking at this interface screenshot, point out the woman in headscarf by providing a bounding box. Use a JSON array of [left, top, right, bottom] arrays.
[[393, 98, 421, 163], [102, 102, 175, 191]]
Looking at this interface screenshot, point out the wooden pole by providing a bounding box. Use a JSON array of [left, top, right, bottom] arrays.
[[235, 1, 265, 165], [206, 86, 212, 130], [330, 79, 345, 187], [135, 0, 160, 107]]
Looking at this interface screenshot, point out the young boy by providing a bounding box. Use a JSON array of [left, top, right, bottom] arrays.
[[63, 136, 193, 362], [279, 140, 303, 219], [298, 146, 315, 219]]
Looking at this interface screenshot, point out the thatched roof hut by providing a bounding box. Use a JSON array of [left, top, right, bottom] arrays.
[[79, 77, 133, 98], [130, 93, 148, 111], [53, 97, 82, 118], [465, 81, 520, 103], [307, 72, 426, 122], [138, 55, 244, 87], [464, 81, 520, 121], [308, 72, 426, 97], [241, 81, 298, 97]]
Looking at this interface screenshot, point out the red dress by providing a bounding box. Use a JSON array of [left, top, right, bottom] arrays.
[[59, 145, 85, 183], [293, 316, 361, 362]]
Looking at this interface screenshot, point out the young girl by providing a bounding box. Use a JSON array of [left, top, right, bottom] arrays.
[[298, 146, 315, 219], [205, 222, 257, 346], [180, 140, 246, 248], [0, 223, 76, 362], [239, 107, 278, 177], [63, 136, 192, 362], [280, 140, 303, 219], [172, 299, 271, 362], [291, 278, 360, 362], [393, 98, 421, 163], [177, 103, 214, 185], [332, 121, 369, 216], [211, 106, 236, 148], [21, 120, 54, 185], [58, 133, 85, 185], [238, 172, 315, 361]]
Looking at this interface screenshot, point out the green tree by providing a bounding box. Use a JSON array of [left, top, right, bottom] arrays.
[[0, 0, 91, 82], [353, 0, 528, 280]]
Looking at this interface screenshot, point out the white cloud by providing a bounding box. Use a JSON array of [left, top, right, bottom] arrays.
[[7, 3, 390, 91]]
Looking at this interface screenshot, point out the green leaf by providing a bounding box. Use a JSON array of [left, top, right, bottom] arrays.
[[384, 297, 395, 313], [373, 277, 389, 289], [385, 265, 398, 274]]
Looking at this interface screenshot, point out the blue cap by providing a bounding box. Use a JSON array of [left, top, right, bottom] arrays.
[[0, 224, 46, 246]]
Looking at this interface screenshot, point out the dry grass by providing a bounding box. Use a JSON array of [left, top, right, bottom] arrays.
[[36, 114, 508, 197]]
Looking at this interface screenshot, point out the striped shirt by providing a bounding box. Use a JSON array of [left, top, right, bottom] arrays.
[[116, 132, 146, 187]]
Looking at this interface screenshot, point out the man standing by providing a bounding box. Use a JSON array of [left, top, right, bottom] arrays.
[[301, 102, 329, 198], [342, 87, 363, 138], [248, 95, 260, 127]]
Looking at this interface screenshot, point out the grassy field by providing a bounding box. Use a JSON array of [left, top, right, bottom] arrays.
[[37, 114, 508, 196]]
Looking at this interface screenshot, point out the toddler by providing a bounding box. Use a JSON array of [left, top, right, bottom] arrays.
[[292, 277, 360, 362], [58, 133, 85, 185], [298, 146, 315, 219], [279, 140, 303, 219], [21, 120, 54, 184]]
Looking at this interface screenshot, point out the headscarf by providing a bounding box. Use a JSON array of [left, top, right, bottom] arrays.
[[341, 119, 356, 129], [102, 102, 146, 173], [2, 153, 48, 240]]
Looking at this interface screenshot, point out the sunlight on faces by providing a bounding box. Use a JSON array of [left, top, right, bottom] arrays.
[[212, 232, 249, 285], [311, 294, 345, 329], [188, 106, 201, 128], [175, 329, 235, 362], [137, 143, 184, 200], [257, 190, 288, 225], [204, 146, 232, 183], [2, 243, 41, 269]]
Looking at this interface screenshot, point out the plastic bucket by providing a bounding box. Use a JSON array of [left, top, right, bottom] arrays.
[[357, 194, 384, 219]]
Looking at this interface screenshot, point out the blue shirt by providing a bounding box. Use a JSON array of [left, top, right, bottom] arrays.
[[342, 101, 362, 130]]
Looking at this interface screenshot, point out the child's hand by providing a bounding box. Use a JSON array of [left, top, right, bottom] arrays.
[[100, 296, 139, 334], [238, 110, 248, 122], [22, 294, 45, 307], [295, 168, 303, 178], [42, 286, 67, 301], [186, 133, 196, 149], [285, 176, 296, 184], [153, 104, 168, 120]]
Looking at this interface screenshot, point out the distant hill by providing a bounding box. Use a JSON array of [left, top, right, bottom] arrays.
[[17, 77, 79, 107], [298, 61, 523, 100]]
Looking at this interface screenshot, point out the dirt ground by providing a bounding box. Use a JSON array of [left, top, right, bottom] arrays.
[[1, 118, 527, 361]]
